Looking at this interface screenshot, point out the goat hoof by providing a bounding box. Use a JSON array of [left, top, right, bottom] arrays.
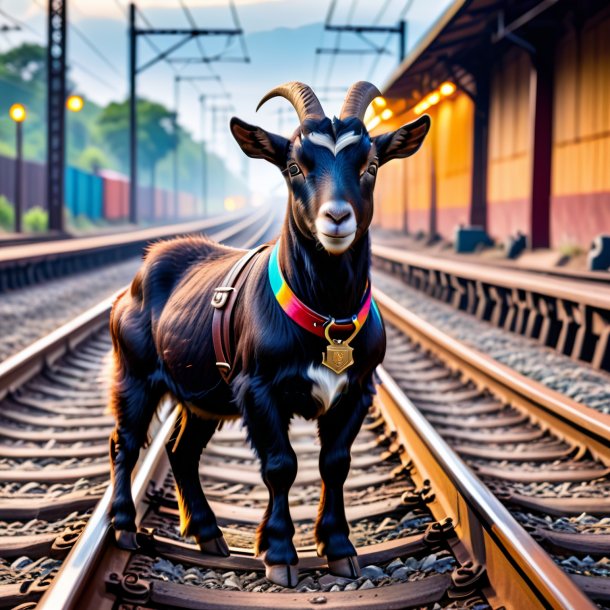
[[114, 528, 139, 551], [197, 535, 230, 557], [328, 555, 360, 579], [264, 562, 299, 588]]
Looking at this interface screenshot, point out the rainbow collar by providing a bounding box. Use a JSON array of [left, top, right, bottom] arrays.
[[268, 239, 379, 339]]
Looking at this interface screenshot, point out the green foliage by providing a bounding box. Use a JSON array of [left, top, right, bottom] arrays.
[[70, 214, 96, 231], [0, 196, 15, 231], [77, 146, 108, 173], [0, 42, 251, 214], [98, 99, 177, 171], [24, 206, 48, 232], [1, 43, 46, 82]]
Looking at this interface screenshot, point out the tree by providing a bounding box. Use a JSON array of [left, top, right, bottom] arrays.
[[78, 146, 108, 174], [97, 99, 177, 186], [1, 43, 46, 83]]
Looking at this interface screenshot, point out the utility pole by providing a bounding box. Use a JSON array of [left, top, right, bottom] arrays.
[[128, 3, 137, 223], [198, 93, 229, 217], [127, 2, 243, 225], [47, 0, 67, 232], [173, 76, 220, 218]]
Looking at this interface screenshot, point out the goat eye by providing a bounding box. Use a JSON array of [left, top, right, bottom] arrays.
[[367, 164, 377, 177], [289, 163, 301, 176]]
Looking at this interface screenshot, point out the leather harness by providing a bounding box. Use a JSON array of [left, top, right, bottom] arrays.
[[211, 244, 269, 383]]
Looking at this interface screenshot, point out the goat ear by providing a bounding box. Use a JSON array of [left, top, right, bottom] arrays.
[[230, 117, 290, 167], [373, 114, 431, 166]]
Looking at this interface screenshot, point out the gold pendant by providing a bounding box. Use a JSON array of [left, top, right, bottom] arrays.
[[322, 342, 354, 374], [321, 316, 362, 375]]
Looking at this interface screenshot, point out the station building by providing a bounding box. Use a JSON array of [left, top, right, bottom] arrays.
[[372, 0, 610, 251]]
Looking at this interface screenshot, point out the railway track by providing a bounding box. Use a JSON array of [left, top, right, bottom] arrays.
[[0, 209, 279, 609], [374, 281, 610, 608], [372, 243, 610, 373], [35, 352, 599, 608], [34, 291, 605, 607], [0, 207, 272, 361], [1, 223, 607, 609], [0, 209, 255, 294]]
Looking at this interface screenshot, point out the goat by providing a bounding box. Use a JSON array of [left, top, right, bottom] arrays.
[[108, 81, 430, 587]]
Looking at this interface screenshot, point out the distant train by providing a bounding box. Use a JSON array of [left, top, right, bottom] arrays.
[[0, 153, 246, 224]]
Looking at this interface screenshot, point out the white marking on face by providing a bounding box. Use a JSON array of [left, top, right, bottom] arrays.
[[307, 364, 348, 414], [307, 131, 362, 156]]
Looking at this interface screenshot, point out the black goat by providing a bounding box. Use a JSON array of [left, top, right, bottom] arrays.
[[108, 81, 430, 587]]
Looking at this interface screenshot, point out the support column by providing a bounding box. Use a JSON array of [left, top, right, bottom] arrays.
[[47, 0, 67, 232], [470, 70, 490, 229], [128, 2, 138, 224], [529, 41, 554, 249]]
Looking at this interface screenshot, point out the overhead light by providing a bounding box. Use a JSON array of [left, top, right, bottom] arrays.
[[364, 106, 375, 122], [66, 94, 84, 112], [380, 108, 393, 120], [427, 92, 440, 105], [366, 115, 381, 131], [440, 82, 456, 96], [9, 103, 26, 122], [372, 96, 386, 108]]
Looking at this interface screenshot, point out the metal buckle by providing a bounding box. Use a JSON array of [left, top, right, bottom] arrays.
[[211, 287, 234, 309]]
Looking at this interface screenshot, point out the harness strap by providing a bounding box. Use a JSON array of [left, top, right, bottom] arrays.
[[212, 244, 268, 383]]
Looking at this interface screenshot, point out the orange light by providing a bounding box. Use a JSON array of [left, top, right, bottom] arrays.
[[366, 115, 381, 131], [66, 95, 84, 112], [372, 96, 387, 108], [380, 108, 393, 121], [427, 92, 440, 106], [363, 106, 375, 122], [413, 104, 423, 115], [440, 82, 456, 96], [9, 103, 26, 123], [420, 100, 430, 112]]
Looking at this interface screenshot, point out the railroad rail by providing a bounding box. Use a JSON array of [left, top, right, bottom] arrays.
[[372, 243, 610, 372], [36, 360, 598, 608], [1, 222, 607, 609], [375, 281, 610, 607], [37, 285, 607, 608], [0, 208, 257, 293], [0, 209, 278, 608]]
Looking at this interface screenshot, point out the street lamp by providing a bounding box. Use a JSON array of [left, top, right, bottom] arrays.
[[9, 103, 26, 233], [66, 94, 84, 113]]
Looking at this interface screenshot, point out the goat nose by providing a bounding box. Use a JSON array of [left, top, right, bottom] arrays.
[[325, 208, 351, 224]]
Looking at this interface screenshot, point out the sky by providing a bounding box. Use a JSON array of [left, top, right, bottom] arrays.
[[0, 0, 452, 198]]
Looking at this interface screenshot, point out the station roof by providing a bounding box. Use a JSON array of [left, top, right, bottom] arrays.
[[380, 0, 577, 110]]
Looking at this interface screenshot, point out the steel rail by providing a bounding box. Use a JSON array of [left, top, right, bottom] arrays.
[[372, 244, 610, 310], [0, 208, 252, 266], [372, 243, 610, 373], [37, 401, 178, 610], [0, 205, 271, 403], [36, 206, 277, 610], [0, 207, 263, 293], [375, 366, 598, 610], [373, 287, 610, 465]]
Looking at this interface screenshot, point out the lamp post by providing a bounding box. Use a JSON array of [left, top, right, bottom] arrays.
[[9, 103, 26, 233]]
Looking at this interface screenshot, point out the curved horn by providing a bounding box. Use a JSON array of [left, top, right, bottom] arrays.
[[256, 81, 325, 124], [340, 81, 382, 121]]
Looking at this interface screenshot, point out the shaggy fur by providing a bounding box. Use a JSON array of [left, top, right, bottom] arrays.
[[108, 82, 430, 585]]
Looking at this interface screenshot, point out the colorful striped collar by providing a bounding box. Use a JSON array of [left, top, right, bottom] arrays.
[[268, 239, 378, 339]]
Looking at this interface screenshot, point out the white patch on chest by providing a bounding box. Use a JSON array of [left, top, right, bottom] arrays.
[[307, 364, 348, 413]]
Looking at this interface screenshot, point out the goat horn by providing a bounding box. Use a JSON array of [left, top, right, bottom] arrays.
[[256, 82, 325, 124], [340, 81, 383, 121]]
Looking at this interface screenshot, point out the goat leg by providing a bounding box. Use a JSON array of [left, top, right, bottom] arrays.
[[239, 378, 299, 587], [166, 406, 228, 555], [315, 385, 373, 578]]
